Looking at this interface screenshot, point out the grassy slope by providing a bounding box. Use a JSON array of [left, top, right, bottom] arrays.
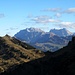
[[0, 35, 45, 73]]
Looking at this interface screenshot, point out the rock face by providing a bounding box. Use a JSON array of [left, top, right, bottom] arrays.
[[1, 36, 75, 75], [14, 28, 72, 52], [50, 28, 72, 37], [14, 27, 45, 43]]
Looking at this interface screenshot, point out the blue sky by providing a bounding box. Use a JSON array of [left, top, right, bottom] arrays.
[[0, 0, 75, 36]]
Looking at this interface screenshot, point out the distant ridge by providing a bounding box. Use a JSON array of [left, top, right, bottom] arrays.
[[14, 28, 73, 52], [14, 27, 45, 43], [50, 28, 72, 37]]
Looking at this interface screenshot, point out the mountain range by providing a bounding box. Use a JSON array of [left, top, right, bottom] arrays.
[[1, 35, 75, 75], [50, 28, 72, 37], [14, 28, 73, 52]]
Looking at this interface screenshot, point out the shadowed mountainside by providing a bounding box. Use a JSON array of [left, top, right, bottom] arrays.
[[0, 35, 45, 73], [1, 36, 75, 75]]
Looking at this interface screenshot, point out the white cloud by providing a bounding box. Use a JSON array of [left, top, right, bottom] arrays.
[[61, 22, 72, 25], [64, 8, 75, 13], [6, 27, 18, 31], [32, 15, 50, 24], [48, 19, 60, 23], [31, 15, 61, 24], [57, 22, 75, 28], [55, 13, 61, 18], [42, 8, 61, 12]]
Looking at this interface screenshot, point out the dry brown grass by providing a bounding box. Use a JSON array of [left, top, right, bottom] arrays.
[[0, 35, 45, 73]]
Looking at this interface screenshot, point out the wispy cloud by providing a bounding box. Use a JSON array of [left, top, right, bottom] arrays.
[[0, 13, 5, 18], [25, 8, 75, 30], [6, 27, 18, 31], [42, 8, 61, 12], [48, 19, 60, 23], [31, 15, 50, 24], [10, 27, 18, 30], [57, 22, 75, 28], [31, 15, 61, 24], [42, 7, 75, 14], [64, 8, 75, 14], [55, 13, 61, 18]]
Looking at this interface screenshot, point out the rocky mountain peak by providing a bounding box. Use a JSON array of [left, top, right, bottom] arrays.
[[50, 28, 72, 37], [25, 27, 44, 33]]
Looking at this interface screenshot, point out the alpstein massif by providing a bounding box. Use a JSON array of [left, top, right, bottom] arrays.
[[14, 28, 72, 52], [14, 28, 45, 43], [50, 28, 72, 37]]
